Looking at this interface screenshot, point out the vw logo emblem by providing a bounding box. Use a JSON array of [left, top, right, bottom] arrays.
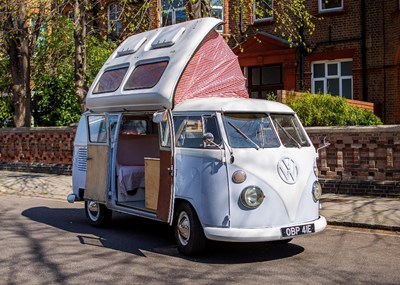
[[277, 158, 298, 184]]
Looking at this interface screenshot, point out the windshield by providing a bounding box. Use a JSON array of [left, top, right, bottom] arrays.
[[223, 113, 310, 149], [270, 114, 310, 148], [223, 113, 280, 149]]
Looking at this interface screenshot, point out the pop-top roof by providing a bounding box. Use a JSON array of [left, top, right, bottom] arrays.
[[86, 17, 248, 112]]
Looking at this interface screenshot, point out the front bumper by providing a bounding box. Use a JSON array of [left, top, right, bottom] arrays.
[[203, 216, 327, 242]]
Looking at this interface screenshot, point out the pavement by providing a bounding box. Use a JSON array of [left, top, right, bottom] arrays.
[[0, 170, 399, 232]]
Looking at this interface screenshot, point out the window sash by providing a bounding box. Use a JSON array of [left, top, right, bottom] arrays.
[[319, 0, 343, 13], [160, 0, 186, 26], [108, 3, 122, 37], [311, 60, 353, 99], [254, 0, 274, 22]]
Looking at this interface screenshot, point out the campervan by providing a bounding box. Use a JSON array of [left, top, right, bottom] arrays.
[[68, 17, 327, 255]]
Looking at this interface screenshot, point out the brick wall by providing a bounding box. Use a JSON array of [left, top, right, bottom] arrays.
[[308, 125, 400, 197], [0, 125, 399, 196], [0, 127, 76, 174]]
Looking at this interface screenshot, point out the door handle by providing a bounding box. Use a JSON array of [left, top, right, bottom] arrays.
[[87, 157, 92, 161]]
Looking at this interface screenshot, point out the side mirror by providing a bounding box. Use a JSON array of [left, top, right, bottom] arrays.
[[153, 111, 168, 123], [316, 136, 330, 158], [203, 132, 215, 145]]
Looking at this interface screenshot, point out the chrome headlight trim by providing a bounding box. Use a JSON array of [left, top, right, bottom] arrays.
[[240, 186, 265, 209], [312, 181, 322, 202]]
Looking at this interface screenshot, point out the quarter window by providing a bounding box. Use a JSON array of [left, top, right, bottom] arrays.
[[311, 60, 353, 99], [319, 0, 343, 13], [254, 0, 273, 22]]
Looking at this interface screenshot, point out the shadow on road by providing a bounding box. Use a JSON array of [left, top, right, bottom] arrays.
[[22, 205, 304, 263]]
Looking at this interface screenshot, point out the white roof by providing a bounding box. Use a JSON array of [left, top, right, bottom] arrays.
[[173, 97, 295, 113], [86, 18, 223, 112]]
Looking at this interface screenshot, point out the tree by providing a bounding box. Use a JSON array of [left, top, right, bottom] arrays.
[[74, 0, 88, 113], [0, 0, 47, 127]]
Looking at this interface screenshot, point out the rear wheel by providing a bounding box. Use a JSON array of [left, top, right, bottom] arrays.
[[174, 202, 206, 256], [85, 200, 112, 227]]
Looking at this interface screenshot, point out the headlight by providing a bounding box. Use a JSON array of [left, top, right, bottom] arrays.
[[312, 181, 322, 202], [232, 170, 247, 184], [240, 186, 264, 209]]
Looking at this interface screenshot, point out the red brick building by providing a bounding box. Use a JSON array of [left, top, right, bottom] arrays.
[[230, 0, 400, 124], [72, 0, 400, 124]]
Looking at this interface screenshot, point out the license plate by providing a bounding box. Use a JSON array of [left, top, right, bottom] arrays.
[[281, 223, 315, 238]]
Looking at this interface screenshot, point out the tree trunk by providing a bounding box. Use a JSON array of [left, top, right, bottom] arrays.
[[74, 0, 88, 113], [6, 3, 32, 127]]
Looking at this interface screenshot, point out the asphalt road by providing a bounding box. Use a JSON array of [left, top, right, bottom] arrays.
[[0, 194, 399, 285]]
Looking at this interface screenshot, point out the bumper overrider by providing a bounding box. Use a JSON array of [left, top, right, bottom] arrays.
[[203, 216, 327, 242]]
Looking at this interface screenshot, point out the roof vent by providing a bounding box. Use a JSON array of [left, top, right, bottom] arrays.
[[151, 27, 185, 49], [117, 37, 147, 57]]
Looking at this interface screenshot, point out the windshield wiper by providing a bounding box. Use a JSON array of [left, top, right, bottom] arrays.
[[228, 121, 260, 150], [273, 119, 302, 148]]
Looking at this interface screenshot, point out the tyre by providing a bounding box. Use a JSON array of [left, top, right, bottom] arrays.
[[84, 200, 112, 227], [174, 202, 207, 256]]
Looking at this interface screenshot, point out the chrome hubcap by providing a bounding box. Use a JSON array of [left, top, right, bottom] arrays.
[[87, 201, 99, 221], [177, 212, 190, 246]]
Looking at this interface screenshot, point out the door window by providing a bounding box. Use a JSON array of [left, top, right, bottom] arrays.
[[87, 115, 108, 143]]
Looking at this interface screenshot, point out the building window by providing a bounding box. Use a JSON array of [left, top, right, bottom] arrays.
[[311, 60, 353, 99], [160, 0, 186, 26], [319, 0, 343, 13], [247, 65, 283, 98], [108, 3, 122, 40], [254, 0, 273, 22], [210, 0, 224, 32]]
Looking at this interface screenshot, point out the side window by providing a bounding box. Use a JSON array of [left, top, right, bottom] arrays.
[[174, 116, 203, 148], [88, 115, 107, 143], [93, 67, 128, 94], [124, 61, 168, 90], [203, 116, 222, 145], [120, 117, 147, 135]]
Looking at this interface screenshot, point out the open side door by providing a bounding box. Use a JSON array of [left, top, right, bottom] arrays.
[[154, 110, 175, 224], [84, 114, 110, 203]]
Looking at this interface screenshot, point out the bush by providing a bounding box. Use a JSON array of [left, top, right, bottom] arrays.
[[0, 96, 14, 127], [288, 92, 382, 127]]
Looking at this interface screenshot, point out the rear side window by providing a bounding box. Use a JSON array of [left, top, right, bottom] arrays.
[[93, 67, 128, 94], [124, 61, 168, 90]]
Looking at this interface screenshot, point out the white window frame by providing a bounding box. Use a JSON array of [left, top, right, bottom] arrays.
[[159, 0, 186, 26], [318, 0, 343, 13], [108, 2, 122, 38], [311, 59, 353, 99], [253, 0, 274, 22]]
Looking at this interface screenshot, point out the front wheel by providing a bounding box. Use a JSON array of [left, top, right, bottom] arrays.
[[84, 200, 112, 227], [174, 203, 207, 256]]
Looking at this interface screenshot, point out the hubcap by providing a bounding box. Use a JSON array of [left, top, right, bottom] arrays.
[[87, 201, 99, 221], [177, 211, 190, 246]]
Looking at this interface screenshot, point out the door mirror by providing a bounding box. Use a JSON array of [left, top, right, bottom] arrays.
[[153, 111, 168, 123], [203, 132, 215, 144]]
